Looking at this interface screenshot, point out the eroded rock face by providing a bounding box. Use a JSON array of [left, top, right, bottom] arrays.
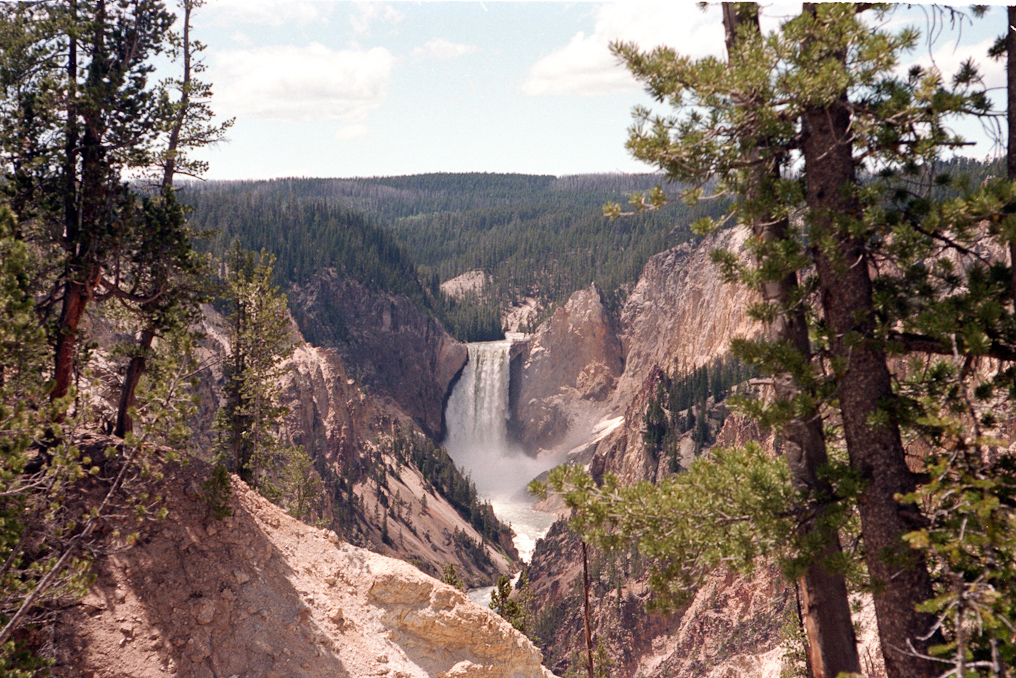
[[192, 306, 516, 587], [53, 457, 553, 678], [289, 270, 468, 439], [369, 572, 551, 678], [511, 283, 624, 452], [613, 226, 757, 410]]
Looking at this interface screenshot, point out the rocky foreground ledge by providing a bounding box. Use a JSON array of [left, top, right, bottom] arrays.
[[52, 456, 554, 678]]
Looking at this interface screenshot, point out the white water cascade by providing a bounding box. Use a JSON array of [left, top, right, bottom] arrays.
[[444, 340, 559, 568]]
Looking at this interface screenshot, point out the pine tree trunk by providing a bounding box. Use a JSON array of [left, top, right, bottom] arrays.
[[114, 327, 155, 437], [722, 6, 860, 676], [1007, 6, 1016, 303], [801, 82, 938, 678], [53, 279, 88, 402], [54, 3, 80, 405]]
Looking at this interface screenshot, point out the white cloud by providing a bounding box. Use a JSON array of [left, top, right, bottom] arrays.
[[211, 43, 396, 123], [522, 1, 725, 97], [412, 38, 481, 61], [350, 2, 404, 35], [335, 123, 371, 142], [911, 37, 1004, 91], [202, 0, 327, 27]]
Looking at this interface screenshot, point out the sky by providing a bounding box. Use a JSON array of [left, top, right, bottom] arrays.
[[182, 1, 1011, 181]]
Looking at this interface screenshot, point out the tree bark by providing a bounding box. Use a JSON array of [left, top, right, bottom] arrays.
[[114, 327, 154, 438], [1007, 6, 1016, 303], [581, 540, 594, 678], [53, 1, 80, 404], [799, 16, 938, 671], [722, 6, 860, 676]]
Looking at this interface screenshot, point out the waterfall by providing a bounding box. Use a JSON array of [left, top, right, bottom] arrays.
[[444, 340, 518, 499], [445, 339, 560, 501], [445, 339, 559, 569]]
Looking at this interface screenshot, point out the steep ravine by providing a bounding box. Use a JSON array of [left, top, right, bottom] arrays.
[[185, 302, 518, 588]]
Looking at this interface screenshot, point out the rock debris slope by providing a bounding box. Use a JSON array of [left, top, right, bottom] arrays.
[[53, 457, 554, 678]]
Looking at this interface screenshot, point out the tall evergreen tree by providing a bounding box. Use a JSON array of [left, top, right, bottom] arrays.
[[114, 0, 230, 437], [594, 5, 997, 677], [0, 0, 188, 406], [214, 243, 296, 491]]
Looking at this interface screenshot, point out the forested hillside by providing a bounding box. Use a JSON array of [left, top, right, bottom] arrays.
[[182, 173, 725, 339]]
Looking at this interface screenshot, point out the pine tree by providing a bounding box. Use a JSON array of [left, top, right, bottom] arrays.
[[0, 0, 205, 410], [113, 0, 231, 437], [594, 5, 1000, 677], [214, 243, 296, 491]]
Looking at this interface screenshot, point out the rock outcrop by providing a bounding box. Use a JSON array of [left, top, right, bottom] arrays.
[[289, 269, 468, 439], [53, 455, 553, 678], [613, 226, 757, 409], [510, 283, 624, 452], [440, 270, 489, 300]]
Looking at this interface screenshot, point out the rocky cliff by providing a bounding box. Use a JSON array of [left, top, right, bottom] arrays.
[[517, 228, 797, 677], [289, 269, 468, 439], [613, 226, 757, 409], [190, 304, 518, 587], [509, 283, 624, 453], [509, 227, 756, 462], [52, 452, 554, 678]]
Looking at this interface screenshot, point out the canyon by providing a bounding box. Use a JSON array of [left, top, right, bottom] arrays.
[[57, 225, 840, 677]]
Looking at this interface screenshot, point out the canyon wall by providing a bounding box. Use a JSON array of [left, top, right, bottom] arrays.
[[153, 302, 516, 588], [509, 226, 756, 461], [289, 269, 468, 440], [516, 228, 799, 677], [510, 283, 624, 453]]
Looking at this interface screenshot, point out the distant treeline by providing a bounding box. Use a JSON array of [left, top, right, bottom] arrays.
[[182, 163, 1000, 342], [180, 172, 724, 340]]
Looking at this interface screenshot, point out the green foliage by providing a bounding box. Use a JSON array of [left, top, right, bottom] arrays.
[[642, 355, 756, 467], [201, 464, 233, 521], [779, 589, 810, 678], [213, 243, 297, 491], [490, 570, 538, 642], [600, 6, 1016, 676], [189, 193, 427, 307], [565, 640, 614, 678], [0, 3, 221, 671], [440, 563, 466, 592], [276, 446, 323, 524], [535, 443, 806, 610], [183, 173, 719, 341], [1, 201, 202, 670], [901, 451, 1016, 674]]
